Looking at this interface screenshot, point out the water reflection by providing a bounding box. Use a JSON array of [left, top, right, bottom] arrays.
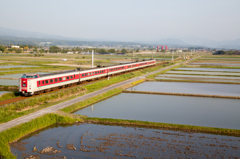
[[74, 93, 240, 129]]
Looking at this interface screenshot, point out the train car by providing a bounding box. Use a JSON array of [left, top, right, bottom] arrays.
[[19, 59, 156, 96]]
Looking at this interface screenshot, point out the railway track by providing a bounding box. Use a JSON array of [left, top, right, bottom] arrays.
[[0, 61, 169, 106]]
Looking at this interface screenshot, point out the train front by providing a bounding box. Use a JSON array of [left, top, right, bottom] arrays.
[[19, 74, 39, 96]]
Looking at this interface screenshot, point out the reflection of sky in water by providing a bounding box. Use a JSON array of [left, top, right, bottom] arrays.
[[157, 74, 240, 79], [167, 71, 240, 76], [75, 93, 240, 129], [0, 79, 18, 86], [189, 63, 240, 66], [127, 81, 240, 96], [175, 67, 240, 72]]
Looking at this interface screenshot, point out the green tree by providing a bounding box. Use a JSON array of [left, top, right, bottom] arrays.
[[161, 49, 165, 52], [121, 49, 128, 54], [136, 49, 139, 52], [0, 45, 5, 52], [99, 49, 107, 53], [49, 46, 61, 53], [108, 49, 115, 53]]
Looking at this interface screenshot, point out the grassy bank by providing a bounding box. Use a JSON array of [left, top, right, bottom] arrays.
[[0, 113, 82, 159], [86, 117, 240, 137], [0, 87, 86, 124], [0, 92, 21, 102], [61, 88, 123, 113]]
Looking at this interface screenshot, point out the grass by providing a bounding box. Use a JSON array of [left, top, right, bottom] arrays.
[[0, 113, 82, 159], [86, 117, 240, 137], [0, 92, 21, 101], [61, 88, 123, 113], [0, 86, 86, 124]]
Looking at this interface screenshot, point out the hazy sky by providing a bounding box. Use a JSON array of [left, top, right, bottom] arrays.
[[1, 0, 240, 41]]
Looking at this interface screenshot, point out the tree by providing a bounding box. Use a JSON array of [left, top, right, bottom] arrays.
[[0, 45, 5, 52], [99, 49, 107, 53], [121, 49, 128, 54], [108, 49, 115, 53], [49, 46, 61, 53], [161, 49, 165, 52], [136, 49, 139, 52]]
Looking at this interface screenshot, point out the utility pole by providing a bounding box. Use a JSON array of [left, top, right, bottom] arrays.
[[164, 51, 165, 61], [152, 50, 153, 59], [92, 50, 94, 68], [132, 51, 133, 62], [172, 51, 174, 61]]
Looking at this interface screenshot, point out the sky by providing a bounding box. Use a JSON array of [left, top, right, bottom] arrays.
[[0, 0, 240, 42]]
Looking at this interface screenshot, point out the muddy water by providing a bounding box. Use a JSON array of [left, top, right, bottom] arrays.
[[127, 81, 240, 96], [74, 93, 240, 129], [0, 79, 18, 86], [10, 123, 240, 159], [175, 67, 240, 72]]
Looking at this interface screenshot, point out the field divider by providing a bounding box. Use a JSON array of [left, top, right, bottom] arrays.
[[123, 90, 240, 99]]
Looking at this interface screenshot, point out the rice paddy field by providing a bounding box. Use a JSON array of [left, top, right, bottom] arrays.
[[3, 53, 240, 158]]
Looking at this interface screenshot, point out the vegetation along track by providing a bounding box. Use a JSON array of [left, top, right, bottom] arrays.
[[0, 61, 169, 106]]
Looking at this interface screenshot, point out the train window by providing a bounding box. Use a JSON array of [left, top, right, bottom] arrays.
[[70, 76, 73, 79], [93, 72, 94, 75], [38, 81, 40, 85], [74, 74, 75, 78], [85, 73, 87, 76], [46, 80, 49, 84], [82, 74, 84, 77], [59, 78, 62, 81], [42, 81, 44, 84], [67, 77, 69, 80], [55, 78, 58, 82], [98, 71, 99, 73], [50, 79, 53, 83]]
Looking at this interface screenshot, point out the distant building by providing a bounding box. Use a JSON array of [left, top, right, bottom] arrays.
[[9, 45, 20, 49], [62, 59, 67, 61], [67, 52, 73, 54]]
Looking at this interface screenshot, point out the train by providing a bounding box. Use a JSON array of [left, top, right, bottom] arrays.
[[19, 59, 156, 96]]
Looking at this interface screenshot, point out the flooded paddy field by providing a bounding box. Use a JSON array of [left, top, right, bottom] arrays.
[[0, 72, 53, 79], [156, 74, 240, 80], [74, 93, 240, 129], [10, 123, 240, 159], [167, 71, 240, 76], [175, 67, 240, 72], [189, 63, 240, 66], [156, 76, 240, 83], [0, 79, 18, 86], [127, 81, 240, 96]]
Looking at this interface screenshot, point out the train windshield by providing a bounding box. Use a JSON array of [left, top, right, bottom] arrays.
[[21, 74, 38, 78]]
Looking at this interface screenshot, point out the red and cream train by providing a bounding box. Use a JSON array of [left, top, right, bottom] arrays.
[[19, 59, 156, 96]]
